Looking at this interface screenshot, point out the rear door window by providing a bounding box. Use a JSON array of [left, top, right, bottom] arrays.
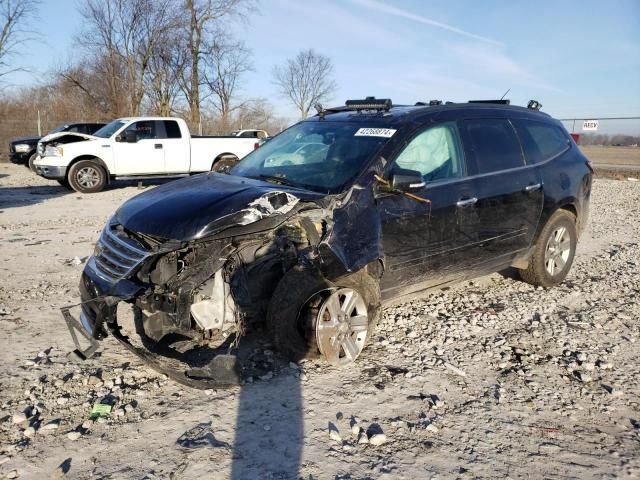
[[513, 120, 569, 163], [463, 119, 524, 174], [161, 120, 182, 139], [393, 122, 465, 182]]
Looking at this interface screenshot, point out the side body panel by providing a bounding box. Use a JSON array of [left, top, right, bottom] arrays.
[[189, 138, 256, 172]]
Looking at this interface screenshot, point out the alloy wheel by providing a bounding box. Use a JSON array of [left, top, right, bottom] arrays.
[[77, 166, 100, 189], [544, 226, 571, 276], [315, 288, 369, 366]]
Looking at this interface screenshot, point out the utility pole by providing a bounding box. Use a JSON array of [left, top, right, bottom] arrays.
[[37, 110, 42, 136]]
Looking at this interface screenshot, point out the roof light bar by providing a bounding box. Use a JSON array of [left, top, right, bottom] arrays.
[[345, 96, 392, 111]]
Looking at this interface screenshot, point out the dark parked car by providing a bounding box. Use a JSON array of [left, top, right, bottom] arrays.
[[8, 122, 105, 168], [63, 98, 592, 387]]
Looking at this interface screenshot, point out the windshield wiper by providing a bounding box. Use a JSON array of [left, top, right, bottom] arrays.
[[255, 174, 302, 188]]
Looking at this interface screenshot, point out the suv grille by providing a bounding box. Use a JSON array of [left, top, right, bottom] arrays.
[[91, 224, 151, 282]]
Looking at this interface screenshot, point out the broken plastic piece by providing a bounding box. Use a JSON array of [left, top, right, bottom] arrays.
[[186, 354, 241, 385]]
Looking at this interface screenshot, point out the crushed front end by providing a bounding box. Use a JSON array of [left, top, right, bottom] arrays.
[[63, 190, 331, 388]]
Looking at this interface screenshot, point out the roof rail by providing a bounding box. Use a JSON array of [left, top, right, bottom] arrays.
[[415, 100, 444, 106], [527, 100, 543, 110], [468, 99, 511, 105]]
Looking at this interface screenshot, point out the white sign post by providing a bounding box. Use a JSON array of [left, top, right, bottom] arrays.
[[582, 119, 599, 131]]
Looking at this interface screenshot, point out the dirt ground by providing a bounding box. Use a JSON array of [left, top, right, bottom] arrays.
[[0, 163, 639, 480]]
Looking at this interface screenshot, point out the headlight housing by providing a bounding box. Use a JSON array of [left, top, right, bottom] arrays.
[[14, 144, 31, 153], [44, 145, 63, 157]]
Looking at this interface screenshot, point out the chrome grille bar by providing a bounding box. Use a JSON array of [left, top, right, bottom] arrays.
[[90, 224, 150, 282]]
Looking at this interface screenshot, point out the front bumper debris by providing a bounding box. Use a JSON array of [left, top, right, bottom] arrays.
[[62, 306, 100, 361], [61, 297, 242, 389]]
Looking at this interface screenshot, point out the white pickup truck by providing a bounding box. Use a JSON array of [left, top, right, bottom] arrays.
[[33, 117, 258, 193]]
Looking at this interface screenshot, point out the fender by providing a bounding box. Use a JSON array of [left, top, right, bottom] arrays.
[[69, 155, 111, 182]]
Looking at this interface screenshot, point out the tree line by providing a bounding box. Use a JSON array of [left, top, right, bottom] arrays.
[[0, 0, 338, 141], [577, 133, 640, 147]]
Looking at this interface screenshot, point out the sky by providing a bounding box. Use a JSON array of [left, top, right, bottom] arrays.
[[6, 0, 640, 133]]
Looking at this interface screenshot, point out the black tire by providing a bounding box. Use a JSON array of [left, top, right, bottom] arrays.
[[211, 155, 239, 174], [266, 267, 381, 362], [518, 210, 577, 287], [27, 153, 38, 173], [68, 160, 107, 193], [56, 178, 73, 190]]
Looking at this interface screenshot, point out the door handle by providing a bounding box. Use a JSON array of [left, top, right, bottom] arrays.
[[456, 197, 478, 207], [154, 144, 163, 149], [525, 183, 542, 192]]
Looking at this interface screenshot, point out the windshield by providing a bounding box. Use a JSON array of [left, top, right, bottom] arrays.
[[93, 120, 126, 139], [230, 121, 392, 193]]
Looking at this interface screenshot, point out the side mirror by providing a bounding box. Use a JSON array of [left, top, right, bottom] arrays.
[[390, 168, 425, 192], [117, 131, 137, 143]]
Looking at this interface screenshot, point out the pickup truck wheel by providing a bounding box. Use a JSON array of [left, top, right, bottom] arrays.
[[267, 267, 380, 365], [211, 155, 238, 173], [518, 210, 577, 287], [68, 160, 107, 193], [27, 153, 38, 173]]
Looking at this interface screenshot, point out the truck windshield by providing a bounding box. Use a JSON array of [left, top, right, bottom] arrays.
[[230, 121, 393, 193], [93, 120, 126, 139]]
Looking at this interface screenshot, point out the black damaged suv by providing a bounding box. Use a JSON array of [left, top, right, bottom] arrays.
[[65, 98, 592, 386]]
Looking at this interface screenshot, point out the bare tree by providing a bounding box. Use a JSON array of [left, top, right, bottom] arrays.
[[78, 0, 180, 116], [180, 0, 254, 129], [272, 49, 337, 119], [145, 31, 188, 116], [203, 35, 252, 130], [234, 97, 289, 133], [0, 0, 41, 80]]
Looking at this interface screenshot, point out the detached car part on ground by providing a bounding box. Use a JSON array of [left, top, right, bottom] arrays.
[[63, 97, 592, 388]]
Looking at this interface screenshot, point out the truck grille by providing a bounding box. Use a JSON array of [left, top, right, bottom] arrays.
[[91, 224, 151, 282]]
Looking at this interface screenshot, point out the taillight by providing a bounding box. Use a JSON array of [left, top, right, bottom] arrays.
[[254, 142, 260, 150]]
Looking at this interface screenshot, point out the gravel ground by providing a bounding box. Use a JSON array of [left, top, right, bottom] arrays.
[[0, 163, 639, 479]]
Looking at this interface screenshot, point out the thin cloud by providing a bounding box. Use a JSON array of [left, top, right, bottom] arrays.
[[349, 0, 504, 46]]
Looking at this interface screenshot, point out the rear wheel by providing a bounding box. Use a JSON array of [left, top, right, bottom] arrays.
[[211, 155, 239, 174], [267, 267, 380, 364], [518, 210, 577, 287], [68, 160, 107, 193]]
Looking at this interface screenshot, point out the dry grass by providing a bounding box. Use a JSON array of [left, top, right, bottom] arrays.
[[580, 145, 640, 166]]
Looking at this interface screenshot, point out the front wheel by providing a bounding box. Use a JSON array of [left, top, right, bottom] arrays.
[[518, 210, 577, 287], [68, 160, 107, 193], [266, 268, 380, 365], [28, 153, 38, 173]]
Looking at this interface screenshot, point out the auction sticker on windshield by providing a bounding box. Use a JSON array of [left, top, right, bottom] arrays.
[[354, 128, 397, 138]]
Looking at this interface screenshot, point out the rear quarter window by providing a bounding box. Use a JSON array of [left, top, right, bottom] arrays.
[[513, 120, 570, 164], [162, 120, 182, 139], [462, 118, 524, 174]]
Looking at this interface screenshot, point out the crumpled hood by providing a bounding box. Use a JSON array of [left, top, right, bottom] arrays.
[[39, 131, 97, 143], [115, 173, 325, 241]]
